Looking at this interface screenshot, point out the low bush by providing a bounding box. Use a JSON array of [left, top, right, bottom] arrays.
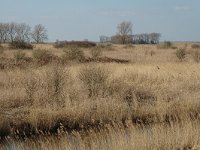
[[45, 66, 68, 107], [150, 50, 156, 56], [0, 45, 4, 55], [90, 47, 103, 60], [123, 44, 135, 49], [79, 65, 110, 97], [191, 44, 200, 49], [157, 41, 172, 49], [193, 50, 200, 62], [33, 49, 53, 65], [9, 41, 33, 49], [62, 48, 85, 62], [175, 48, 186, 61], [13, 50, 26, 62], [54, 41, 96, 48]]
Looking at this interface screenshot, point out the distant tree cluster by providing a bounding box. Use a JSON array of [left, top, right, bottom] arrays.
[[133, 33, 161, 44], [100, 21, 161, 44], [0, 22, 48, 43]]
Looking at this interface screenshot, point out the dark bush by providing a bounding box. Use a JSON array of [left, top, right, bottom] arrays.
[[54, 41, 96, 48], [33, 49, 54, 65], [193, 50, 200, 62], [90, 46, 103, 60], [191, 44, 200, 49], [9, 41, 33, 49], [175, 48, 186, 61], [13, 50, 26, 62], [62, 48, 85, 62], [157, 41, 172, 49], [0, 45, 4, 55], [79, 65, 110, 97]]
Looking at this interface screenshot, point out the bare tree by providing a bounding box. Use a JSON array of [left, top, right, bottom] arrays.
[[15, 23, 31, 42], [8, 22, 17, 43], [149, 33, 161, 44], [99, 35, 110, 43], [31, 24, 48, 43], [0, 23, 9, 43], [117, 21, 133, 44]]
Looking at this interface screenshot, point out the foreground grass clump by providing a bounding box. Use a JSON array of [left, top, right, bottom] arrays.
[[1, 121, 200, 150]]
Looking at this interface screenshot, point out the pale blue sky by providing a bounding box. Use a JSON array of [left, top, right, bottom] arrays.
[[0, 0, 199, 42]]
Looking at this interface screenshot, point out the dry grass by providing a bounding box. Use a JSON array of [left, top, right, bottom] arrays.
[[1, 43, 200, 149]]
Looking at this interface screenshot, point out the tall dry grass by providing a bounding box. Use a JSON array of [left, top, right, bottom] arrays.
[[1, 43, 200, 149]]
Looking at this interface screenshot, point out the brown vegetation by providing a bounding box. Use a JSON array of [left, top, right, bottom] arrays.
[[1, 43, 200, 149]]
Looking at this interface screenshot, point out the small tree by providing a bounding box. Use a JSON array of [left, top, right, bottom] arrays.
[[31, 24, 48, 43], [117, 21, 133, 44]]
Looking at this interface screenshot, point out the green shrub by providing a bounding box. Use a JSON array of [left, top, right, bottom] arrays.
[[33, 49, 53, 65], [9, 41, 33, 49], [79, 65, 110, 97], [13, 50, 26, 62], [63, 48, 85, 62], [175, 48, 186, 61]]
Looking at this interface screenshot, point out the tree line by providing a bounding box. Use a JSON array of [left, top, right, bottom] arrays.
[[0, 22, 48, 43], [100, 21, 161, 44]]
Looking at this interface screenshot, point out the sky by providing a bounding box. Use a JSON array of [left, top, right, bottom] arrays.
[[0, 0, 199, 42]]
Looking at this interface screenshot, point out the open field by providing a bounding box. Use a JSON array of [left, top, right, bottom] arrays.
[[1, 43, 200, 149]]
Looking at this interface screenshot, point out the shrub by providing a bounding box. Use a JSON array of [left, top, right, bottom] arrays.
[[24, 74, 38, 105], [191, 44, 200, 49], [45, 66, 67, 107], [123, 44, 135, 49], [79, 65, 110, 97], [33, 49, 53, 65], [54, 41, 96, 48], [157, 41, 172, 49], [63, 48, 85, 62], [13, 50, 26, 62], [9, 41, 33, 49], [90, 47, 103, 60], [193, 50, 200, 62], [0, 45, 4, 55], [175, 48, 186, 61], [150, 50, 156, 56]]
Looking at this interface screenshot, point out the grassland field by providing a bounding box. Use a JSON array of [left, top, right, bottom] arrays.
[[1, 42, 200, 150]]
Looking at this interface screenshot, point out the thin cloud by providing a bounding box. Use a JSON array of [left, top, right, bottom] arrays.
[[175, 6, 191, 11]]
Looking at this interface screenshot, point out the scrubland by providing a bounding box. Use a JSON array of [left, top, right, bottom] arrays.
[[1, 42, 200, 149]]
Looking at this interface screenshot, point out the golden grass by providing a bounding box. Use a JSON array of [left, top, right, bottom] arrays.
[[1, 43, 200, 149]]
